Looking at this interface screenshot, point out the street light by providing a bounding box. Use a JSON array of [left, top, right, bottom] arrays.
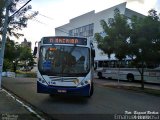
[[139, 48, 144, 89], [139, 48, 142, 54], [139, 48, 143, 66], [13, 60, 16, 72]]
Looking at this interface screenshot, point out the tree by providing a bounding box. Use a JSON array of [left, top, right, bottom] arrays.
[[3, 38, 34, 72], [130, 10, 160, 89], [95, 13, 131, 61], [95, 9, 160, 89], [2, 37, 15, 71], [0, 0, 37, 72], [0, 0, 38, 39], [18, 45, 34, 71]]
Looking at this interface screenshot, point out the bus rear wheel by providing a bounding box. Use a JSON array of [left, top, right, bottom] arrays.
[[127, 73, 134, 82], [97, 72, 103, 79]]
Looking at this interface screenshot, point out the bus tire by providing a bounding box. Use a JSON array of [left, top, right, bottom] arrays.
[[97, 72, 103, 79], [87, 82, 94, 98], [127, 73, 134, 82]]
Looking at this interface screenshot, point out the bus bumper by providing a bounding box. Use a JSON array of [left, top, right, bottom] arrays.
[[37, 81, 90, 96]]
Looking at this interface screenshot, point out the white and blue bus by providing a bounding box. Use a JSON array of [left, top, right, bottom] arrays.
[[35, 36, 95, 97], [94, 59, 160, 84]]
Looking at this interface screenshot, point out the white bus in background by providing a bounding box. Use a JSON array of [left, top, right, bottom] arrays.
[[94, 59, 160, 84], [35, 36, 95, 97]]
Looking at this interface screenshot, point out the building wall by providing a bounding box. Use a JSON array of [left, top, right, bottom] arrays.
[[55, 2, 144, 61], [93, 2, 126, 34], [55, 10, 95, 36]]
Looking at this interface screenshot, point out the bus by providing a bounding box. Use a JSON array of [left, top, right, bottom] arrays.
[[94, 59, 160, 84], [35, 36, 95, 97]]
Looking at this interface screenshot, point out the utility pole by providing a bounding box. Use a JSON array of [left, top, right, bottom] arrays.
[[0, 0, 10, 90], [0, 0, 32, 90]]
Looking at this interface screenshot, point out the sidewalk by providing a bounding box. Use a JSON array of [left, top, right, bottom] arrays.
[[0, 89, 42, 120], [94, 78, 160, 91]]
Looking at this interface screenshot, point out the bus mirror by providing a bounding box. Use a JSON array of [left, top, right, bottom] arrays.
[[33, 47, 37, 56], [94, 65, 97, 70], [91, 49, 95, 58], [94, 62, 97, 70]]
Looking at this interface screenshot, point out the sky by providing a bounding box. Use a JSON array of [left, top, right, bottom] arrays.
[[16, 0, 160, 49]]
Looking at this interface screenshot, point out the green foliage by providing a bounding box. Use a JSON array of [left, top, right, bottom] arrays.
[[4, 37, 15, 61], [94, 32, 114, 59], [95, 13, 131, 60], [3, 38, 35, 72], [0, 0, 38, 38], [16, 71, 37, 78], [3, 59, 13, 71], [95, 9, 160, 89], [130, 10, 160, 67], [18, 45, 35, 69]]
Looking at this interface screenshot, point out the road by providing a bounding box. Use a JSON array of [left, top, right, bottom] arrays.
[[2, 77, 160, 120]]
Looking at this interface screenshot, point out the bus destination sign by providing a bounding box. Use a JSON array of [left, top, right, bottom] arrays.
[[43, 37, 87, 45]]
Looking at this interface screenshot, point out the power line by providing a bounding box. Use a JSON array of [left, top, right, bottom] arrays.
[[31, 18, 70, 35], [15, 6, 79, 35], [31, 17, 87, 37], [16, 2, 78, 34], [11, 8, 82, 37], [37, 13, 54, 21], [28, 10, 54, 21], [10, 0, 32, 18], [28, 10, 78, 30], [31, 18, 47, 25], [8, 1, 75, 36]]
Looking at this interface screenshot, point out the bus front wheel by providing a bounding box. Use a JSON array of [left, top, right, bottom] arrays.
[[127, 73, 134, 82], [87, 83, 94, 98]]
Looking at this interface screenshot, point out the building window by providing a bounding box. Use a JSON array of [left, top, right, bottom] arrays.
[[114, 8, 120, 16], [108, 18, 114, 25], [69, 23, 94, 37], [69, 30, 72, 36]]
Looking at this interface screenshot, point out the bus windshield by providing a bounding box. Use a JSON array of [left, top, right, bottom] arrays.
[[38, 45, 90, 77]]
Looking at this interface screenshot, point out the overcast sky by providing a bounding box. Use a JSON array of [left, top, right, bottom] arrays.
[[17, 0, 160, 49]]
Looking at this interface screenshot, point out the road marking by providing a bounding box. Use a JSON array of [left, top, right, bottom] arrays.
[[2, 89, 45, 120]]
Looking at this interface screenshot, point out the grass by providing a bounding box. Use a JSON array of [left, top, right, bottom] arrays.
[[16, 70, 37, 78]]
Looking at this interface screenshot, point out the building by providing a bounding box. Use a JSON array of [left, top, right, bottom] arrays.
[[55, 2, 144, 61]]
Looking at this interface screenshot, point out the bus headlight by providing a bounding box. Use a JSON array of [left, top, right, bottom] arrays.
[[84, 81, 88, 84], [79, 80, 91, 87], [39, 78, 42, 81], [81, 82, 84, 86], [86, 80, 91, 84], [38, 78, 48, 86]]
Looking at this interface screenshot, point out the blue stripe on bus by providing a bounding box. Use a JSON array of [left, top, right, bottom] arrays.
[[37, 81, 90, 96]]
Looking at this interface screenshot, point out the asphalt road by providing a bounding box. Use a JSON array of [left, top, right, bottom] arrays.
[[2, 77, 160, 120]]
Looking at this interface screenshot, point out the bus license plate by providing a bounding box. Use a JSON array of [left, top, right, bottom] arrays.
[[57, 90, 67, 93]]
